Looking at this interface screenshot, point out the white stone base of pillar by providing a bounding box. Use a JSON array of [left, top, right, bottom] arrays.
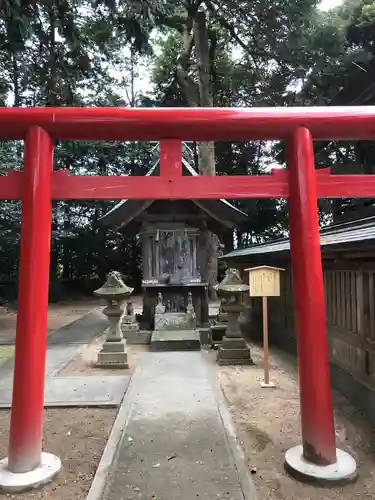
[[285, 445, 358, 485], [0, 452, 61, 493], [260, 382, 276, 388]]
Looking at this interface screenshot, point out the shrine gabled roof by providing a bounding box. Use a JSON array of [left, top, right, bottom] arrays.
[[99, 157, 247, 231], [221, 216, 375, 260]]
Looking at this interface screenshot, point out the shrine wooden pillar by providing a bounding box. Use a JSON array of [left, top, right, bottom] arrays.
[[2, 126, 61, 490]]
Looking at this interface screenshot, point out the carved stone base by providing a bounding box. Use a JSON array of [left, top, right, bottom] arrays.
[[217, 336, 253, 366], [96, 340, 129, 368], [221, 336, 248, 349], [154, 312, 196, 331]]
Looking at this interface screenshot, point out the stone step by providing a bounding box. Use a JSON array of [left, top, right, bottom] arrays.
[[217, 345, 254, 366], [218, 347, 251, 359], [150, 330, 201, 352], [125, 330, 152, 345]]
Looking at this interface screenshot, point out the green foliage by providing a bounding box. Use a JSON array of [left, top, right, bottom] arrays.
[[147, 0, 375, 244], [0, 0, 158, 302]]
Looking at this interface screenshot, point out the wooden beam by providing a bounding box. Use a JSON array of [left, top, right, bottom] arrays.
[[159, 140, 182, 179], [3, 166, 375, 201], [2, 106, 375, 140]]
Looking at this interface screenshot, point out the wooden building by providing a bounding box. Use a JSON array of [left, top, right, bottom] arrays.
[[222, 215, 375, 417], [100, 158, 246, 330]]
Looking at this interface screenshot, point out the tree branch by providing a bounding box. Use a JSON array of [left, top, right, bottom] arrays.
[[206, 1, 265, 57]]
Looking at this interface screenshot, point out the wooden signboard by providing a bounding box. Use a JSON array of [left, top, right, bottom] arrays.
[[245, 266, 285, 389], [247, 266, 282, 297]]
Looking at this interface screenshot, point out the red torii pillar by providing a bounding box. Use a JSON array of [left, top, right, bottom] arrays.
[[0, 127, 61, 492], [285, 127, 357, 483]]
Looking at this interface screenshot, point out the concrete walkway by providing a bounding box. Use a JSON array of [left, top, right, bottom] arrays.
[[95, 352, 256, 500]]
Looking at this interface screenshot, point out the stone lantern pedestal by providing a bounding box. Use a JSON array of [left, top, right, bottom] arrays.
[[94, 271, 134, 368], [216, 269, 253, 366]]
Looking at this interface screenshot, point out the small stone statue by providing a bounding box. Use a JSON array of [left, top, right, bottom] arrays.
[[123, 301, 135, 324], [155, 292, 165, 314], [217, 297, 228, 323], [121, 300, 140, 338], [166, 300, 172, 313], [186, 292, 194, 314], [185, 292, 196, 329], [126, 301, 134, 316]]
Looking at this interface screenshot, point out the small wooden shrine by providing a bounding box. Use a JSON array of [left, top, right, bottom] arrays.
[[100, 159, 247, 332]]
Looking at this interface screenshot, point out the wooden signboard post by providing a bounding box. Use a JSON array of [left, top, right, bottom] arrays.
[[245, 266, 285, 388]]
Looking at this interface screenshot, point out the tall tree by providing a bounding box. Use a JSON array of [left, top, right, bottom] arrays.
[[149, 0, 330, 251]]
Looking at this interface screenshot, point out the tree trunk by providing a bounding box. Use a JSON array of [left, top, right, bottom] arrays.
[[174, 9, 218, 299], [194, 9, 218, 299]]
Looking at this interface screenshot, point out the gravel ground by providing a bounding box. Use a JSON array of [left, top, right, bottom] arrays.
[[0, 408, 117, 500], [210, 345, 375, 500]]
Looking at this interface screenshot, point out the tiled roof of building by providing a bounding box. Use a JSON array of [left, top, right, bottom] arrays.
[[222, 216, 375, 260]]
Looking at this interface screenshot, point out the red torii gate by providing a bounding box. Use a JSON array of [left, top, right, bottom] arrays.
[[0, 106, 370, 491]]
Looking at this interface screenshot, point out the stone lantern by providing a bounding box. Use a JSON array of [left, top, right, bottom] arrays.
[[94, 271, 134, 368], [216, 268, 253, 365]]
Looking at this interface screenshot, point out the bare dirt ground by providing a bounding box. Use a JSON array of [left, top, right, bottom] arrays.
[[209, 344, 375, 500], [0, 408, 117, 500], [59, 334, 149, 376]]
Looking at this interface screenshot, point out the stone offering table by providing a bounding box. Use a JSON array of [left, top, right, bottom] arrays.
[[142, 282, 209, 330], [150, 292, 200, 351]]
